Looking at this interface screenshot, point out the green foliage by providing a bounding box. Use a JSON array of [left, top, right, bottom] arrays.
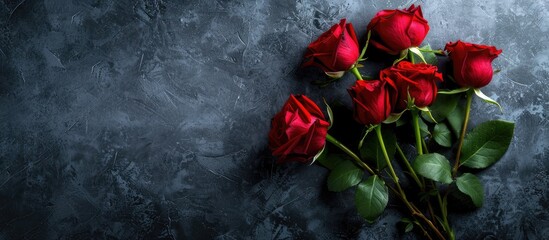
[[418, 117, 430, 138], [383, 111, 405, 124], [400, 218, 415, 233], [433, 123, 452, 147], [418, 44, 439, 65], [355, 176, 389, 222], [447, 103, 465, 138], [358, 125, 376, 150], [360, 128, 396, 170], [327, 160, 363, 192], [438, 88, 469, 95], [413, 153, 453, 184], [394, 48, 409, 65], [422, 94, 460, 123], [323, 98, 334, 129], [405, 223, 414, 233], [316, 151, 345, 170], [409, 47, 428, 64], [311, 145, 326, 165], [460, 120, 515, 169], [456, 173, 484, 207], [474, 88, 502, 112]]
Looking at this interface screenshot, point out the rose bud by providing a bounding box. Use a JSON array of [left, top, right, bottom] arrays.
[[268, 95, 330, 164], [302, 19, 360, 76], [381, 61, 443, 111], [348, 79, 397, 125], [367, 5, 429, 55], [445, 40, 502, 88]]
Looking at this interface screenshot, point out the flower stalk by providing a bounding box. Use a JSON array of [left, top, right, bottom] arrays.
[[376, 126, 446, 240], [326, 134, 374, 175], [351, 67, 363, 80], [411, 109, 453, 239], [453, 89, 474, 177], [411, 110, 424, 155], [395, 144, 423, 189], [328, 130, 446, 240]]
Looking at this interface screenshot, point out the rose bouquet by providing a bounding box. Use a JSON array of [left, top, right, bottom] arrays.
[[267, 5, 513, 240]]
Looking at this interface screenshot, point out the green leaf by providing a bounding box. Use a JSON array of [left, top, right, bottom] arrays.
[[474, 88, 503, 112], [447, 103, 465, 138], [327, 160, 363, 192], [317, 153, 345, 170], [405, 223, 414, 233], [383, 110, 406, 124], [325, 71, 345, 79], [417, 106, 437, 123], [456, 173, 484, 207], [358, 31, 371, 60], [323, 98, 334, 129], [418, 117, 430, 138], [418, 44, 438, 65], [394, 49, 409, 65], [360, 127, 397, 170], [460, 120, 515, 169], [355, 175, 389, 222], [433, 123, 452, 147], [395, 116, 407, 127], [358, 125, 376, 150], [422, 94, 460, 123], [438, 88, 470, 95], [413, 153, 453, 184], [408, 47, 427, 64], [310, 144, 326, 165]]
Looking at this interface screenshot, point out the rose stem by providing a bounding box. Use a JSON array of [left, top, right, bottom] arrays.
[[435, 186, 454, 240], [327, 133, 444, 239], [411, 110, 423, 155], [452, 89, 473, 177], [441, 89, 474, 240], [415, 222, 434, 240], [377, 125, 446, 240], [386, 185, 438, 240], [374, 125, 408, 216], [375, 125, 399, 183], [325, 134, 374, 175], [412, 110, 450, 235], [350, 67, 363, 80], [395, 144, 423, 190], [422, 138, 430, 154]]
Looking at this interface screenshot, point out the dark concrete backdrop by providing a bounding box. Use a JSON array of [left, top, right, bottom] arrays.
[[0, 0, 547, 239]]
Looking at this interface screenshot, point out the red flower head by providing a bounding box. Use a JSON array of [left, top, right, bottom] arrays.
[[302, 19, 360, 75], [367, 5, 430, 55], [381, 61, 443, 111], [268, 95, 330, 164], [445, 40, 502, 88], [348, 80, 397, 125]]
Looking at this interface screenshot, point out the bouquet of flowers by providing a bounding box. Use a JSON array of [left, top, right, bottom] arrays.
[[267, 5, 514, 240]]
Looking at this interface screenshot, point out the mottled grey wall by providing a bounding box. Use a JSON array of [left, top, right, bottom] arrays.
[[0, 0, 547, 239]]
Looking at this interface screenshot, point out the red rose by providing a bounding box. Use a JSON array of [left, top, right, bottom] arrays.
[[381, 61, 443, 111], [445, 40, 502, 88], [348, 80, 397, 125], [268, 95, 330, 164], [302, 19, 360, 75], [367, 5, 429, 55]]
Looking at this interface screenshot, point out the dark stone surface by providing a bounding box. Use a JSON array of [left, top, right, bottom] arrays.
[[0, 0, 547, 239]]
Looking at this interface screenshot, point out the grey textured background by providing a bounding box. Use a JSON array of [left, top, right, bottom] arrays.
[[0, 0, 548, 239]]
